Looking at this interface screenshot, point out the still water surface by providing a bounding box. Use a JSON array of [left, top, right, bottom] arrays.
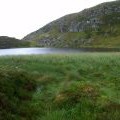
[[0, 48, 120, 56]]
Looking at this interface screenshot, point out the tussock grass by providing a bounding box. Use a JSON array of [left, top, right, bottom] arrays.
[[0, 53, 120, 120]]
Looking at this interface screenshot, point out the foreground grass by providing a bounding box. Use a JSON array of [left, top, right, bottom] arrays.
[[0, 53, 120, 120]]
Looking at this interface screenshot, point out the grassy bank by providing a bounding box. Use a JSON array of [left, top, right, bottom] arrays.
[[0, 53, 120, 120]]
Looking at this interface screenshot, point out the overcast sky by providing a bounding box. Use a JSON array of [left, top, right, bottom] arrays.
[[0, 0, 114, 39]]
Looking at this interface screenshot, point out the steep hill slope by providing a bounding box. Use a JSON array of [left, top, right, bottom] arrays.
[[23, 0, 120, 48], [0, 36, 30, 49]]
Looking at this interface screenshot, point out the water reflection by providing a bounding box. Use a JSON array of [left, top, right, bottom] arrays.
[[0, 48, 120, 56]]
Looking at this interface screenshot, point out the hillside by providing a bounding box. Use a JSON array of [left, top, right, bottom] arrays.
[[0, 36, 30, 49], [23, 0, 120, 48]]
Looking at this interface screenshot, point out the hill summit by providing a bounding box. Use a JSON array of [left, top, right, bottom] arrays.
[[23, 0, 120, 48]]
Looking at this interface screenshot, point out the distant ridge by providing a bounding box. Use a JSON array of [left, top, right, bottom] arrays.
[[0, 36, 30, 49]]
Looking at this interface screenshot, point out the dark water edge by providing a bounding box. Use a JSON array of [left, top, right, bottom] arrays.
[[0, 47, 120, 56]]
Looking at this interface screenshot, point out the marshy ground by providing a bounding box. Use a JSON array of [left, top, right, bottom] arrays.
[[0, 53, 120, 120]]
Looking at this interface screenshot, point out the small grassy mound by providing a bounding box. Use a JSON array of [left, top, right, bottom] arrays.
[[54, 83, 99, 108], [0, 69, 37, 120]]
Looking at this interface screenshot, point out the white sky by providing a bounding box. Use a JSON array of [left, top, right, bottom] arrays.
[[0, 0, 114, 39]]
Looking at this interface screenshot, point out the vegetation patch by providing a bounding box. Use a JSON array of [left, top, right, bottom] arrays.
[[0, 53, 120, 119], [0, 69, 37, 120]]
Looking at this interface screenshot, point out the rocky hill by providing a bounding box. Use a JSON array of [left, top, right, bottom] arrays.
[[0, 36, 30, 49], [23, 0, 120, 48]]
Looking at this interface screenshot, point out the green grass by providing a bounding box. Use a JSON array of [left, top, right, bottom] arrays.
[[0, 53, 120, 120]]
